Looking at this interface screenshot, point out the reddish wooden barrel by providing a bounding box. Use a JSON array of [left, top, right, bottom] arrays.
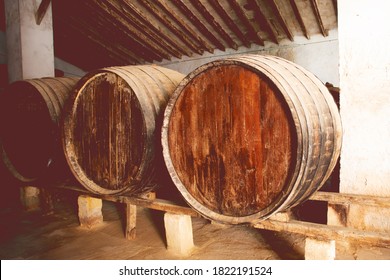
[[62, 65, 184, 195], [0, 77, 79, 182], [162, 55, 342, 224]]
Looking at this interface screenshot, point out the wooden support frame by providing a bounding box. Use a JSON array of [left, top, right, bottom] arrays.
[[58, 183, 390, 258]]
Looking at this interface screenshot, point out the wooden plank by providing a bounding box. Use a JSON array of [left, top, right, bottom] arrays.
[[254, 219, 390, 248], [56, 184, 199, 217], [36, 0, 51, 25], [309, 0, 328, 36], [155, 0, 214, 53], [228, 0, 265, 46], [268, 0, 294, 41], [289, 0, 310, 39], [104, 196, 200, 217], [191, 0, 238, 50], [171, 0, 226, 51], [311, 191, 390, 208]]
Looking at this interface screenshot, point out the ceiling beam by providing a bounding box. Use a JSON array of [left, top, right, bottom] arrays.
[[171, 0, 226, 51], [248, 0, 279, 44], [138, 0, 203, 55], [267, 0, 294, 41], [36, 0, 51, 25], [154, 0, 214, 54], [190, 0, 238, 50], [208, 0, 251, 48], [119, 0, 190, 58], [228, 0, 265, 46], [289, 0, 310, 39], [94, 0, 171, 61], [310, 0, 328, 36], [332, 0, 338, 19], [83, 1, 164, 62]]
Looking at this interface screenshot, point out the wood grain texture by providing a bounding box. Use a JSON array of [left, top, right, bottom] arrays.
[[168, 65, 293, 217], [162, 55, 342, 224], [63, 65, 184, 195]]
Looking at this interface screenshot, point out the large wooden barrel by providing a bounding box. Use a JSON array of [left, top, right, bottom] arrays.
[[0, 77, 79, 182], [162, 55, 342, 224], [62, 65, 185, 195]]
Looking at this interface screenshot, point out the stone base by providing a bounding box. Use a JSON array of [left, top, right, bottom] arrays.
[[305, 238, 336, 260], [164, 213, 194, 256], [78, 195, 103, 228]]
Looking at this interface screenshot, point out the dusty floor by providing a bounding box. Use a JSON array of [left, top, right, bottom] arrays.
[[1, 190, 390, 260]]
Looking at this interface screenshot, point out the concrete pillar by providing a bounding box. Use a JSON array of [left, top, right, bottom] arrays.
[[78, 195, 103, 228], [4, 0, 55, 82], [305, 238, 336, 260], [164, 213, 194, 256], [339, 1, 390, 231]]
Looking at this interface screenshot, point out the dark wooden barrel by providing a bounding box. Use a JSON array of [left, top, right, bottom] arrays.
[[0, 77, 79, 182], [62, 65, 185, 195], [162, 55, 342, 224]]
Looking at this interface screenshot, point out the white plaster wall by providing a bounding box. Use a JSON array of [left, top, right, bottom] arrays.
[[339, 0, 390, 197], [5, 0, 55, 81], [158, 29, 339, 86], [1, 30, 86, 78]]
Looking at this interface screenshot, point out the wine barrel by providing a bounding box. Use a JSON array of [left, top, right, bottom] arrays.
[[162, 55, 342, 224], [0, 77, 79, 182], [62, 65, 185, 195]]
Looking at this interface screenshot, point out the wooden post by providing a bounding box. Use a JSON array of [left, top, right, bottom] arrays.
[[126, 204, 137, 240]]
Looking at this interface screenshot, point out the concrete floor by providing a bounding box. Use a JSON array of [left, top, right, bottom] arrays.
[[1, 188, 390, 261]]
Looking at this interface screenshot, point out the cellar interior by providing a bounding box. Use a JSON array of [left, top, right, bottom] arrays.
[[1, 0, 390, 261]]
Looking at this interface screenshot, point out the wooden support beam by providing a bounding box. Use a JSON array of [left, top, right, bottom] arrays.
[[155, 0, 214, 53], [228, 0, 265, 46], [248, 0, 279, 44], [126, 204, 137, 240], [208, 0, 251, 48], [36, 0, 51, 25], [289, 0, 310, 39], [191, 0, 238, 50], [171, 0, 226, 51], [91, 0, 170, 61], [253, 219, 390, 248], [138, 0, 202, 55], [81, 1, 151, 63], [118, 0, 190, 58], [332, 0, 338, 19], [268, 0, 294, 41], [309, 0, 328, 36], [310, 191, 390, 208]]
